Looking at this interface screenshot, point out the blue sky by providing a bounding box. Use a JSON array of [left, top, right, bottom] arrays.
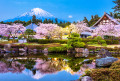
[[0, 0, 115, 22]]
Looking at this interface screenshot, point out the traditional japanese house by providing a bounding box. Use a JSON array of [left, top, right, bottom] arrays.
[[93, 12, 120, 27], [80, 12, 120, 38]]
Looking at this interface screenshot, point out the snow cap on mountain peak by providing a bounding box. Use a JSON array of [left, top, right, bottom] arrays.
[[20, 8, 54, 17]]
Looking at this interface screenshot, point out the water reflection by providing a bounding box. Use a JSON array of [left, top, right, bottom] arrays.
[[0, 53, 95, 81], [0, 60, 25, 73]]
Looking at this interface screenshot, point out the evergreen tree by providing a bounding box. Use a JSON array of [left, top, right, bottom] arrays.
[[51, 20, 53, 24], [32, 15, 37, 23], [48, 19, 52, 23], [73, 21, 76, 24], [114, 13, 118, 18], [60, 21, 62, 24], [43, 18, 48, 23], [91, 15, 94, 19], [110, 12, 113, 17], [83, 17, 89, 26], [113, 0, 120, 12], [0, 21, 4, 24], [55, 18, 58, 24], [88, 15, 100, 27]]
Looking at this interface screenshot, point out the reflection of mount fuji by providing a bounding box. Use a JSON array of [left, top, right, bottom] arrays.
[[5, 8, 65, 22]]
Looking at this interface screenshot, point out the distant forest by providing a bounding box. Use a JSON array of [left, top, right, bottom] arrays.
[[0, 15, 71, 28]]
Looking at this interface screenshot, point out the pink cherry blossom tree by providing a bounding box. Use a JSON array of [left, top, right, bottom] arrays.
[[75, 21, 90, 34], [34, 23, 61, 39], [92, 24, 120, 37], [0, 23, 26, 40]]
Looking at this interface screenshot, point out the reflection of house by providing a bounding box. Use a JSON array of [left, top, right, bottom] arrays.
[[81, 12, 120, 38]]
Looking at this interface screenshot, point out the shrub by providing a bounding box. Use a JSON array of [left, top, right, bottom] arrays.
[[27, 39, 67, 44], [82, 38, 90, 43], [79, 42, 86, 48], [48, 46, 67, 53], [87, 42, 93, 45], [87, 36, 93, 39], [70, 33, 80, 37], [72, 42, 85, 48], [99, 40, 106, 44], [65, 45, 73, 49], [67, 33, 85, 49], [105, 40, 119, 44], [85, 68, 120, 81], [84, 60, 120, 81], [94, 36, 103, 40], [110, 60, 120, 69]]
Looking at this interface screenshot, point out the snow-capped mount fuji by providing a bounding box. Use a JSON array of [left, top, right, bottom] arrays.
[[20, 8, 54, 18], [5, 8, 64, 22]]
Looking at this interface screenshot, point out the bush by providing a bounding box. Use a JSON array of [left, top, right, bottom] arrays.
[[67, 33, 85, 49], [85, 68, 120, 81], [87, 42, 93, 45], [72, 42, 85, 48], [84, 60, 120, 81], [70, 33, 80, 37], [110, 60, 120, 69], [27, 39, 67, 44], [99, 40, 106, 44], [79, 42, 86, 48], [87, 36, 93, 39], [105, 40, 119, 44], [48, 46, 67, 53], [94, 36, 103, 40], [65, 45, 73, 49]]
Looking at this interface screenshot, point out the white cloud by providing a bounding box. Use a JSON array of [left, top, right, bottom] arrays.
[[68, 15, 73, 18]]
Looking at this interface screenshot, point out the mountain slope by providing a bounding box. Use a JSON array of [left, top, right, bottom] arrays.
[[5, 8, 65, 22]]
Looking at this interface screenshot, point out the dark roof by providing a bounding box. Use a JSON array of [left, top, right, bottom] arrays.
[[92, 12, 120, 27]]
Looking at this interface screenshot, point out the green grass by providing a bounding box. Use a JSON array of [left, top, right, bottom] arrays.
[[88, 44, 120, 48]]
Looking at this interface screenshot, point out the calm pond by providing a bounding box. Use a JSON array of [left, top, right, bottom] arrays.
[[0, 53, 100, 81]]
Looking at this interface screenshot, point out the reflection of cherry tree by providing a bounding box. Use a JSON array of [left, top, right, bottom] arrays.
[[0, 61, 25, 73], [34, 58, 65, 74]]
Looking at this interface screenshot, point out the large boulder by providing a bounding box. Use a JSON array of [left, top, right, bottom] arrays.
[[96, 57, 118, 67], [97, 48, 112, 58], [80, 76, 93, 81]]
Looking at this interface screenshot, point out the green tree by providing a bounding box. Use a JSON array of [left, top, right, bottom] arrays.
[[0, 21, 4, 24], [110, 12, 113, 17], [83, 17, 89, 26], [67, 33, 85, 49], [25, 29, 35, 39], [89, 15, 100, 27], [113, 0, 120, 12], [55, 18, 58, 24], [43, 18, 48, 23], [32, 15, 37, 23]]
